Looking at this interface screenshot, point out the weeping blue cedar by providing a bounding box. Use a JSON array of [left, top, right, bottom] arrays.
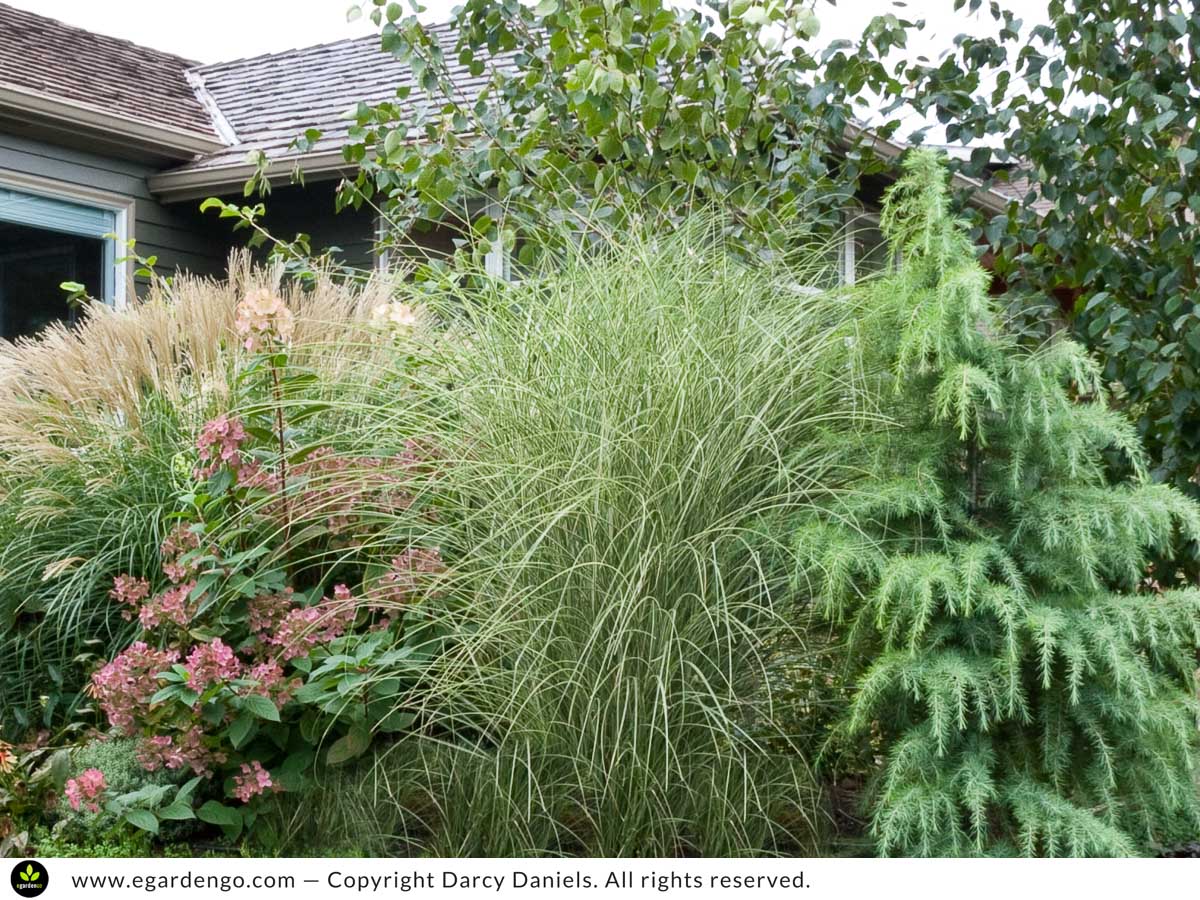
[[788, 150, 1200, 856]]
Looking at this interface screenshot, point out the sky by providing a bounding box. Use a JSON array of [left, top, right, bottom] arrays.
[[8, 0, 1050, 66]]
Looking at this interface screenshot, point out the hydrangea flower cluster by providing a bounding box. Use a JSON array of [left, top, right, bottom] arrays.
[[232, 760, 277, 802], [244, 441, 436, 537], [373, 546, 445, 607], [185, 638, 243, 691], [246, 589, 296, 636], [235, 288, 294, 352], [269, 587, 357, 661], [109, 575, 151, 621], [244, 586, 356, 660], [111, 569, 196, 631], [135, 581, 196, 630], [370, 301, 420, 330], [195, 415, 249, 480], [64, 768, 106, 813], [135, 727, 227, 778], [160, 523, 202, 583], [90, 642, 181, 732], [246, 660, 301, 710]]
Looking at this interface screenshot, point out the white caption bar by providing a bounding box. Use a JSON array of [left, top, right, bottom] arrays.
[[28, 856, 1191, 900]]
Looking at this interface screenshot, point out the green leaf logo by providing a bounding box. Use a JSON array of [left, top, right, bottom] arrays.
[[11, 859, 48, 895]]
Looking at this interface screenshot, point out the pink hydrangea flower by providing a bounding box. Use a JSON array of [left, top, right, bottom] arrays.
[[109, 575, 151, 621], [232, 760, 277, 802], [184, 638, 243, 691], [259, 446, 432, 536], [373, 546, 445, 607], [246, 660, 301, 709], [137, 582, 196, 630], [135, 735, 185, 772], [89, 642, 180, 732], [64, 768, 106, 813], [245, 590, 296, 638], [269, 591, 356, 661], [136, 727, 225, 778], [195, 415, 248, 480], [160, 522, 202, 583]]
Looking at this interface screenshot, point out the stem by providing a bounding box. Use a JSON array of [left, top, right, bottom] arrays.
[[270, 360, 291, 543], [966, 430, 982, 520]]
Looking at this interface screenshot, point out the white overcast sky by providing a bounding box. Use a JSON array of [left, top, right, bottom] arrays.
[[8, 0, 1049, 65]]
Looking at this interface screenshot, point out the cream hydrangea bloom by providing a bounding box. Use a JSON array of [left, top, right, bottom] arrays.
[[371, 301, 420, 330], [234, 288, 294, 351]]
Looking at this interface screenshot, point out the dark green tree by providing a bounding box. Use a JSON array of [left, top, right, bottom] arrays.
[[788, 150, 1200, 856]]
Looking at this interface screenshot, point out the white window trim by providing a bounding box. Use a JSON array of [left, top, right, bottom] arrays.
[[0, 168, 135, 308], [841, 207, 889, 287], [374, 212, 390, 274]]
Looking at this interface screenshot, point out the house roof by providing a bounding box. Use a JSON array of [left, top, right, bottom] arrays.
[[150, 24, 495, 197], [0, 4, 1035, 216], [153, 33, 1030, 217], [0, 2, 223, 156]]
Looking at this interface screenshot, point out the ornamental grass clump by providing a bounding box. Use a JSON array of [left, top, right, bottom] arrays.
[[785, 151, 1200, 856], [69, 282, 453, 840], [280, 215, 865, 856], [0, 255, 401, 736]]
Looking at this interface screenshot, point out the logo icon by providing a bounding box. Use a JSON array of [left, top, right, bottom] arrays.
[[10, 860, 47, 897]]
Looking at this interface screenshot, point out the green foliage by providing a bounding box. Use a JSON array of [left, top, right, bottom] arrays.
[[0, 403, 190, 738], [784, 150, 1200, 856], [899, 0, 1200, 574], [276, 214, 857, 855], [332, 0, 916, 269], [29, 823, 203, 858]]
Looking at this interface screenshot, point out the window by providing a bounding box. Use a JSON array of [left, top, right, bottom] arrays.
[[840, 211, 891, 285], [0, 173, 132, 340]]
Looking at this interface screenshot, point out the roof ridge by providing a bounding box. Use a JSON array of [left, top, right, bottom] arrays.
[[185, 69, 238, 145]]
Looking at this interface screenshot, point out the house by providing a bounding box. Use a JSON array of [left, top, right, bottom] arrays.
[[0, 2, 1026, 342]]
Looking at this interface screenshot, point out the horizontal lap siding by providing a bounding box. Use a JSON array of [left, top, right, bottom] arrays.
[[0, 133, 231, 285], [0, 135, 381, 282]]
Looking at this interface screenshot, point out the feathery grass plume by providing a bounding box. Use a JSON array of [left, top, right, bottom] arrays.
[[785, 150, 1200, 856], [259, 210, 866, 856], [0, 255, 401, 734]]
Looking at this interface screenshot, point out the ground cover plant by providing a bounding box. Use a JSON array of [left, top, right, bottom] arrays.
[[782, 150, 1200, 856]]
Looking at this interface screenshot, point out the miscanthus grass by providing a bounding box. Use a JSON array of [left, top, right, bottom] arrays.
[[261, 216, 870, 856]]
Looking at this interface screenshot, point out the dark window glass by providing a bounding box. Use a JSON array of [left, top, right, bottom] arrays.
[[0, 222, 103, 340]]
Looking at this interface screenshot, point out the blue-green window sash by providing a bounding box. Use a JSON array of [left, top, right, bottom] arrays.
[[0, 187, 118, 301]]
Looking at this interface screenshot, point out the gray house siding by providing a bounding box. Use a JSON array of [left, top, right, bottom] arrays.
[[0, 133, 386, 289], [0, 132, 233, 282], [235, 181, 378, 273]]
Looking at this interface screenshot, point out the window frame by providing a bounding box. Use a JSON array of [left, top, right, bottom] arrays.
[[840, 206, 889, 287], [0, 169, 135, 308]]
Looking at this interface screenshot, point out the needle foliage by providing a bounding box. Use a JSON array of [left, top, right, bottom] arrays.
[[786, 150, 1200, 856]]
